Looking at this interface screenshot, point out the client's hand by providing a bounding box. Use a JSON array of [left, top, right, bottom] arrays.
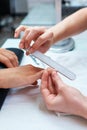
[[40, 68, 87, 119], [0, 64, 43, 88], [0, 48, 18, 67]]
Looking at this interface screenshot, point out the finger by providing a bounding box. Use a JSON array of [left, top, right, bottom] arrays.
[[40, 70, 51, 95], [25, 30, 41, 49], [8, 54, 18, 67], [25, 28, 47, 54], [18, 27, 38, 49], [19, 29, 31, 49], [4, 51, 18, 67], [51, 70, 64, 92], [0, 51, 18, 67], [40, 70, 56, 105], [26, 64, 44, 75], [14, 25, 27, 38], [38, 40, 52, 53], [18, 26, 45, 50], [48, 76, 57, 94], [0, 55, 14, 68], [47, 67, 55, 73], [40, 70, 54, 102], [27, 70, 43, 85], [5, 50, 19, 66], [46, 68, 58, 94], [29, 31, 53, 54]]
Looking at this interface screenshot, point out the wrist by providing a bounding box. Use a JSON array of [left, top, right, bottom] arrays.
[[48, 25, 59, 44], [81, 96, 87, 119], [73, 96, 87, 119], [49, 23, 66, 44]]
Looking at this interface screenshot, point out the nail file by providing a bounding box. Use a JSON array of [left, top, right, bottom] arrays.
[[31, 51, 76, 80]]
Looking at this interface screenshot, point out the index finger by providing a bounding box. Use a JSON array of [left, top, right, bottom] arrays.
[[28, 30, 53, 54], [40, 70, 56, 105], [14, 25, 27, 38], [41, 70, 51, 97]]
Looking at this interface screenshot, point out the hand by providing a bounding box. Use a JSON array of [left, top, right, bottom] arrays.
[[14, 25, 53, 54], [0, 64, 43, 88], [0, 48, 18, 67], [40, 68, 87, 119]]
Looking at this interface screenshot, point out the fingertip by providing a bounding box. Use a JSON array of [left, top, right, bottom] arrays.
[[52, 71, 64, 88], [41, 70, 48, 85], [52, 70, 57, 77], [51, 70, 59, 81], [14, 33, 17, 38], [26, 50, 30, 55], [19, 43, 24, 49], [42, 70, 48, 79]]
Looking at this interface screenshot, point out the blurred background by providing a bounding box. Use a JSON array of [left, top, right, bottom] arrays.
[[0, 0, 86, 47]]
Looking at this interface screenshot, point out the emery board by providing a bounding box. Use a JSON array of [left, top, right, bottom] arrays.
[[31, 51, 76, 80]]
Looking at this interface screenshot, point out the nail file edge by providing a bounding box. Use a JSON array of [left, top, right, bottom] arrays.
[[31, 51, 76, 80]]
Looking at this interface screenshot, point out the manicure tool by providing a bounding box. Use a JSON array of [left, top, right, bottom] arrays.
[[30, 51, 76, 80]]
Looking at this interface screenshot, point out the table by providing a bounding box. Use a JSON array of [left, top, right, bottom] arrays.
[[0, 31, 87, 130]]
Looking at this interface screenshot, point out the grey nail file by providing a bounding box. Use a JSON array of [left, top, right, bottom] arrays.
[[31, 51, 76, 80]]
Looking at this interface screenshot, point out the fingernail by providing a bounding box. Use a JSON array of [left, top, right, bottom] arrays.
[[26, 49, 30, 55]]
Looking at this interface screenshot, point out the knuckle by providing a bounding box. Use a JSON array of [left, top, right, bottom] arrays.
[[20, 25, 26, 29], [3, 58, 9, 64], [25, 28, 30, 32], [32, 28, 36, 32], [25, 38, 29, 43], [9, 56, 15, 62], [33, 26, 46, 34], [41, 26, 47, 32], [11, 52, 15, 55], [38, 36, 44, 42]]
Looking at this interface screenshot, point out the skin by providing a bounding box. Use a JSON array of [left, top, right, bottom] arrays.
[[40, 69, 87, 119], [0, 64, 43, 88], [14, 8, 87, 118], [14, 26, 53, 54], [14, 8, 87, 54], [0, 49, 43, 89], [0, 48, 18, 67]]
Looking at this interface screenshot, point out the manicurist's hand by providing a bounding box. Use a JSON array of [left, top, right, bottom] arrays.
[[40, 68, 87, 119], [0, 48, 18, 67], [14, 25, 54, 54]]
